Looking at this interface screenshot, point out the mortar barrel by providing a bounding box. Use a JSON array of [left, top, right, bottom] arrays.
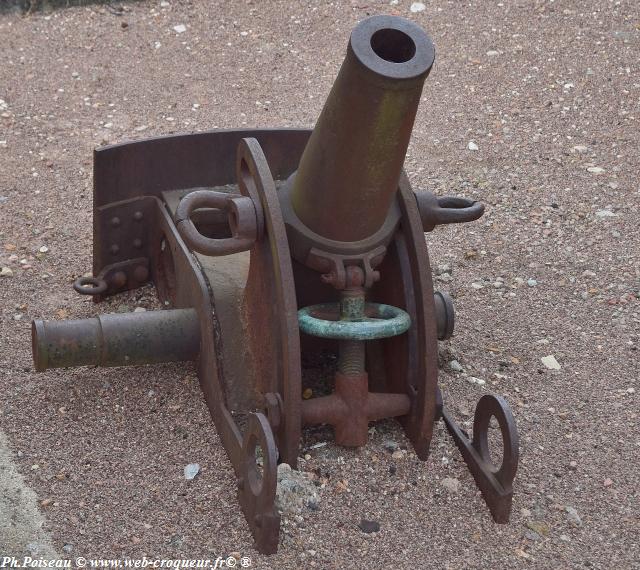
[[32, 308, 200, 371], [290, 15, 435, 242]]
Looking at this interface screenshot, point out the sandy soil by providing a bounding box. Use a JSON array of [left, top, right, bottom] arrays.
[[0, 1, 638, 568]]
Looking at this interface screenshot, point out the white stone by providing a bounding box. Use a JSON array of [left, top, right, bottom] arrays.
[[541, 355, 561, 370], [587, 166, 605, 174], [410, 2, 426, 12], [173, 24, 187, 34], [440, 477, 460, 492], [184, 463, 200, 480], [468, 141, 479, 151], [467, 376, 486, 386]]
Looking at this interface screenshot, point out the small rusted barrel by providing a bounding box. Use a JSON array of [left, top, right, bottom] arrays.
[[287, 15, 435, 243], [32, 308, 200, 371]]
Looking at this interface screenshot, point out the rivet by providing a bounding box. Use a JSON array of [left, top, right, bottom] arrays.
[[133, 211, 144, 221], [133, 238, 143, 249], [110, 216, 121, 228], [112, 271, 127, 288], [133, 265, 149, 283], [109, 244, 120, 255]]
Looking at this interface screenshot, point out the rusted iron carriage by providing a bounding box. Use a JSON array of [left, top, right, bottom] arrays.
[[32, 15, 518, 553]]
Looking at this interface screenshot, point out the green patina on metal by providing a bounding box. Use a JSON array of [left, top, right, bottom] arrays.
[[339, 295, 366, 321], [298, 302, 411, 340]]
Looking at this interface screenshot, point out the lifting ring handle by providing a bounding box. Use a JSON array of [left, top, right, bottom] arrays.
[[415, 191, 485, 231], [175, 190, 259, 256]]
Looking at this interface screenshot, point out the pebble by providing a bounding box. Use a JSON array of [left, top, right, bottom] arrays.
[[38, 246, 49, 253], [582, 270, 596, 278], [586, 166, 605, 174], [173, 24, 187, 33], [276, 463, 320, 515], [486, 50, 500, 56], [466, 376, 486, 386], [568, 460, 578, 471], [1, 267, 14, 277], [391, 450, 404, 460], [449, 360, 464, 373], [184, 463, 200, 480], [440, 477, 460, 493], [435, 263, 452, 275], [134, 307, 147, 313], [160, 0, 170, 6], [527, 278, 538, 287], [358, 519, 380, 533], [524, 530, 541, 541], [467, 141, 479, 151], [383, 439, 399, 452], [526, 520, 550, 537], [409, 2, 426, 13], [540, 355, 561, 370], [62, 544, 73, 554], [595, 209, 616, 218], [565, 506, 582, 527]]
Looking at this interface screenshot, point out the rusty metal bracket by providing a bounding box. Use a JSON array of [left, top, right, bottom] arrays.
[[442, 393, 519, 523], [74, 257, 150, 299]]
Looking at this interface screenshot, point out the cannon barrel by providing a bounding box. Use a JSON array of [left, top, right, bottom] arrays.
[[286, 15, 435, 244], [32, 308, 200, 371]]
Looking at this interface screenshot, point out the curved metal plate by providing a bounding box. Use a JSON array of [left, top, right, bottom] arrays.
[[239, 138, 302, 468], [369, 172, 440, 459]]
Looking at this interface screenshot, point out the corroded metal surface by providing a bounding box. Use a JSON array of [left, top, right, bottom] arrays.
[[30, 14, 519, 554], [32, 308, 200, 371], [285, 16, 434, 244]]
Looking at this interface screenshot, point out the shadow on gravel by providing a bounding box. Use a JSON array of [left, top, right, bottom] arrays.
[[0, 0, 142, 14]]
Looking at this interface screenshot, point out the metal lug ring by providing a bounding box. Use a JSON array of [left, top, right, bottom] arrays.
[[175, 189, 259, 256], [415, 191, 485, 232], [472, 394, 519, 486], [73, 276, 108, 296], [241, 412, 278, 508], [298, 302, 411, 340]]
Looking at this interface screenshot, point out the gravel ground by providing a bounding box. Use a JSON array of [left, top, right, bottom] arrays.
[[0, 1, 638, 568]]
